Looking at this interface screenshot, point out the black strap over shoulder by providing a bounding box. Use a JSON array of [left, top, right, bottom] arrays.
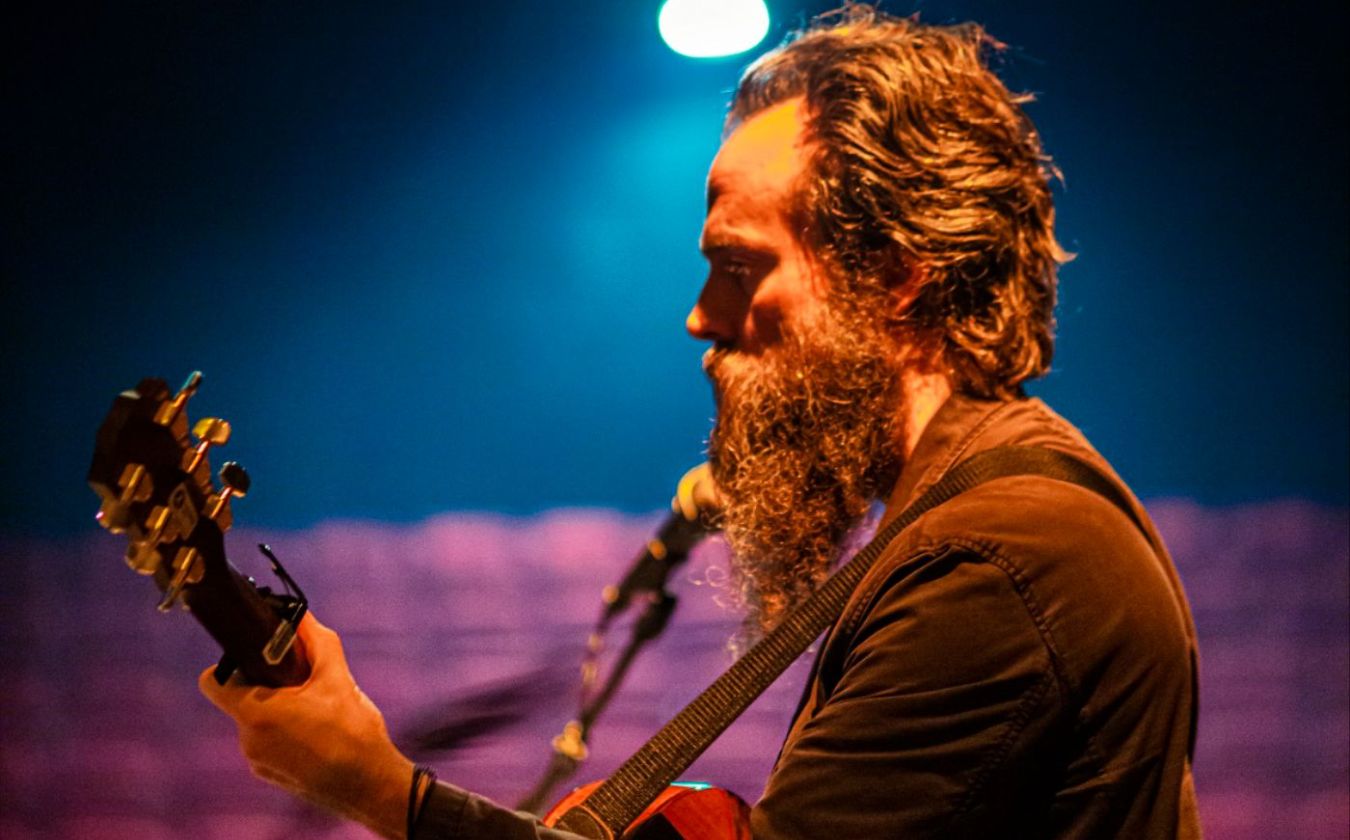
[[555, 446, 1148, 839], [910, 444, 1155, 549]]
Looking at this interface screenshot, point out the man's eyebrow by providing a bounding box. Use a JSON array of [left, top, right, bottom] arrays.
[[699, 234, 765, 258]]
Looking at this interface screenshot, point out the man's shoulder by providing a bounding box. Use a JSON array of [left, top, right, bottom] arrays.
[[959, 396, 1104, 467], [890, 395, 1122, 514], [842, 394, 1193, 696], [844, 395, 1185, 674], [891, 395, 1150, 565]]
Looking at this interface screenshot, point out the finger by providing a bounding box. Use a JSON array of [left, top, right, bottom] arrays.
[[294, 611, 351, 682], [298, 610, 339, 648], [197, 612, 350, 717]]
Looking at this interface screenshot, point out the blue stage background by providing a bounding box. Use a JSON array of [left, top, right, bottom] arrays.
[[3, 0, 1346, 533]]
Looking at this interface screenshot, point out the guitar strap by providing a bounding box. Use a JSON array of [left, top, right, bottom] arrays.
[[554, 445, 1156, 839]]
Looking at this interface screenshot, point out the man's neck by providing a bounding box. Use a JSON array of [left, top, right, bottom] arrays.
[[899, 368, 953, 460]]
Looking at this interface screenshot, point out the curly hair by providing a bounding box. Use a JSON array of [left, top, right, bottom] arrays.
[[729, 6, 1070, 398]]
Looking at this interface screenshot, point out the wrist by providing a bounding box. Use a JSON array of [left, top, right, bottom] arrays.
[[343, 750, 417, 840], [407, 765, 438, 840]]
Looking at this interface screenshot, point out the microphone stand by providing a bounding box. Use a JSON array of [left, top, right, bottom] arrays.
[[515, 588, 679, 814], [517, 464, 717, 814]]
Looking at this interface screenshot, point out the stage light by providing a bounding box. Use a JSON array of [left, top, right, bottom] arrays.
[[658, 0, 770, 59]]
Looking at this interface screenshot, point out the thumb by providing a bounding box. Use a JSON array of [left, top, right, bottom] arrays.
[[197, 611, 343, 713], [198, 662, 243, 716]]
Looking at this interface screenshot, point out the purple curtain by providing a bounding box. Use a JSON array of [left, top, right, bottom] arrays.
[[2, 500, 1345, 838]]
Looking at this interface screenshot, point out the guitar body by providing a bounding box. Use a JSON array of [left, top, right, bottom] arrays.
[[544, 782, 751, 839]]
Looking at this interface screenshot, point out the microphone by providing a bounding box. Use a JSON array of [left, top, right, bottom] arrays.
[[601, 463, 721, 623]]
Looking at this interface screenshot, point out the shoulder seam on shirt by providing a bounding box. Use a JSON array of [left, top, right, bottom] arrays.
[[840, 535, 1070, 829], [840, 535, 1072, 698], [943, 536, 1077, 700], [949, 534, 1111, 781], [915, 538, 1072, 827]]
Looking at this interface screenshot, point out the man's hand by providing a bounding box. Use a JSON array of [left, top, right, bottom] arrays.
[[199, 612, 414, 840]]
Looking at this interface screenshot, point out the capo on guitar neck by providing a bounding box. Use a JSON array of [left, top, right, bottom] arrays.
[[211, 543, 309, 685]]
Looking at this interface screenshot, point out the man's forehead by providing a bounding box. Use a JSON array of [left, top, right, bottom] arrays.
[[706, 98, 810, 209]]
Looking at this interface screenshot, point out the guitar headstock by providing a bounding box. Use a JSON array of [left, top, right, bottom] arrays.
[[90, 373, 239, 607], [89, 372, 309, 687]]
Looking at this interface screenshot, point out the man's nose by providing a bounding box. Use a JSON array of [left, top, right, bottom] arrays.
[[686, 281, 737, 344]]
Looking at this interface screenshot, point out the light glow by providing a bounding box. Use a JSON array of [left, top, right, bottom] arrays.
[[658, 0, 770, 59]]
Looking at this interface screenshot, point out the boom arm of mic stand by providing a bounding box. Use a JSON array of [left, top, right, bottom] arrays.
[[516, 590, 679, 814]]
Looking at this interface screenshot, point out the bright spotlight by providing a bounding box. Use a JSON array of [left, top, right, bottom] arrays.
[[658, 0, 770, 59]]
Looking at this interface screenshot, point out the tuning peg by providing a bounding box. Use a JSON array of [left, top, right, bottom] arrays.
[[157, 546, 203, 612], [220, 461, 250, 497], [119, 500, 183, 575], [125, 540, 163, 575], [98, 463, 152, 534], [184, 416, 232, 478], [206, 461, 250, 527], [193, 417, 231, 446], [154, 371, 203, 427], [116, 462, 153, 504], [96, 497, 132, 534]]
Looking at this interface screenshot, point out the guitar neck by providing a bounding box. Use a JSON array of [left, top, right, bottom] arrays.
[[186, 554, 309, 687]]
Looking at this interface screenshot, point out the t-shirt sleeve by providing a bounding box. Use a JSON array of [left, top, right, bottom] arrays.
[[413, 781, 592, 840], [752, 548, 1066, 838]]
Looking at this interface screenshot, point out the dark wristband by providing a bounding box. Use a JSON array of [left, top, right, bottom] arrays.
[[407, 764, 438, 840]]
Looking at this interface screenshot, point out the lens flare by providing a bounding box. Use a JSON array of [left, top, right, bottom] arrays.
[[658, 0, 770, 59]]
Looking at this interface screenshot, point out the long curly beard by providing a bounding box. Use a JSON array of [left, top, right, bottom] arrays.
[[705, 301, 906, 636]]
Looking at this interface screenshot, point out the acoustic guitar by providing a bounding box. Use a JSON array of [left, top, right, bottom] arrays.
[[90, 373, 750, 839]]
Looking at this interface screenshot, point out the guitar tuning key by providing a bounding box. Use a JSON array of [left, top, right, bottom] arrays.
[[97, 497, 132, 534], [205, 494, 234, 532], [157, 546, 203, 612], [116, 462, 153, 505], [121, 504, 174, 575], [194, 417, 231, 446], [207, 462, 250, 529], [153, 371, 203, 428], [125, 540, 162, 576], [184, 416, 232, 479], [102, 462, 154, 538], [551, 720, 590, 763], [220, 461, 250, 495]]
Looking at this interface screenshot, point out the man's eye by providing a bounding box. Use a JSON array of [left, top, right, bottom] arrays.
[[724, 260, 754, 289]]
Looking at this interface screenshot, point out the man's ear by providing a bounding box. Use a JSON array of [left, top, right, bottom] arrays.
[[884, 258, 948, 373], [884, 256, 929, 323]]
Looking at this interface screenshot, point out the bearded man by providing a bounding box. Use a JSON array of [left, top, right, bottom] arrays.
[[201, 9, 1201, 839]]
